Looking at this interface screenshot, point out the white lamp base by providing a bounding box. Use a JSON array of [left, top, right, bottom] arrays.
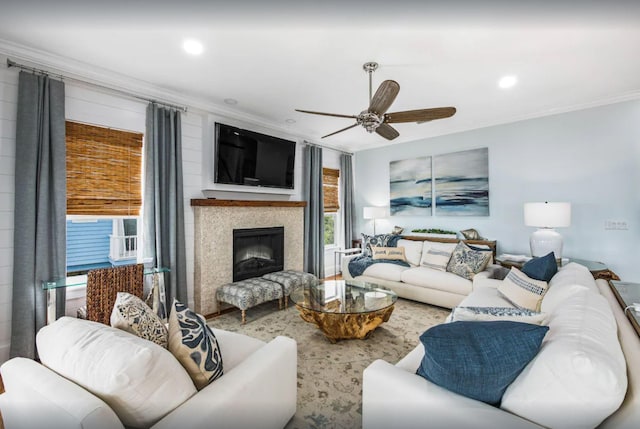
[[529, 228, 563, 261]]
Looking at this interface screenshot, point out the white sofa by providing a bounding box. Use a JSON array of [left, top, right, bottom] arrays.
[[342, 237, 497, 309], [362, 262, 640, 429], [0, 318, 297, 429]]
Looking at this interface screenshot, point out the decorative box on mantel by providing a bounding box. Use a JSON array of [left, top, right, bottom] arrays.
[[191, 199, 306, 316]]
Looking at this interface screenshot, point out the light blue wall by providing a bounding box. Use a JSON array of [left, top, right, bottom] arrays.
[[354, 100, 640, 281]]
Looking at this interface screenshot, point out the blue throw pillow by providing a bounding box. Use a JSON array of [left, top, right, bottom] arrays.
[[521, 252, 558, 282], [416, 321, 549, 406]]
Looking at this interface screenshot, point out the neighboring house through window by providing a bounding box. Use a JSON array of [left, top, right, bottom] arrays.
[[65, 121, 143, 274]]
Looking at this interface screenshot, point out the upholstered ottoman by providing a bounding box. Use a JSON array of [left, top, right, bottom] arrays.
[[262, 270, 318, 308], [216, 278, 284, 324]]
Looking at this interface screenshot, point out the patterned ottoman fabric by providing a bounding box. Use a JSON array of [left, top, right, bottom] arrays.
[[262, 270, 318, 296], [216, 278, 284, 324]]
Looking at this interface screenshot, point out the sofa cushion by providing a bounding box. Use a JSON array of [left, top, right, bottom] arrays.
[[501, 290, 627, 429], [498, 267, 549, 311], [451, 306, 548, 325], [362, 262, 410, 282], [416, 321, 549, 405], [420, 242, 456, 271], [400, 267, 473, 296], [521, 252, 558, 282], [397, 239, 423, 266], [458, 284, 515, 307], [361, 233, 400, 257], [37, 317, 196, 428], [110, 292, 168, 347], [371, 246, 406, 261], [446, 242, 492, 280], [169, 300, 224, 390], [549, 262, 598, 294]]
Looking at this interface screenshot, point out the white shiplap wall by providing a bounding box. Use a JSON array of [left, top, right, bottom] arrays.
[[0, 63, 205, 363], [0, 65, 17, 363]]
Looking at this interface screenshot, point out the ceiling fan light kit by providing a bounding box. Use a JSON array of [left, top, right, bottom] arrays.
[[296, 61, 456, 140]]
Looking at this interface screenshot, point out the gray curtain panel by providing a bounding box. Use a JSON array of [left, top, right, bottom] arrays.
[[340, 153, 355, 250], [144, 103, 188, 318], [11, 71, 66, 359], [303, 145, 324, 278]]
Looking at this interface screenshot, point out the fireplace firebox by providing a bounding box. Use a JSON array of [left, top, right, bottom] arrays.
[[233, 227, 284, 281]]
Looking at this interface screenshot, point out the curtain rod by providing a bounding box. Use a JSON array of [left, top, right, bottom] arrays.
[[6, 58, 188, 113], [304, 140, 353, 156]]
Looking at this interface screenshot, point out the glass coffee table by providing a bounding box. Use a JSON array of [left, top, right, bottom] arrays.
[[290, 279, 397, 343]]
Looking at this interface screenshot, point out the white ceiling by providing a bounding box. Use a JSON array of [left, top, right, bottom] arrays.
[[1, 1, 639, 152]]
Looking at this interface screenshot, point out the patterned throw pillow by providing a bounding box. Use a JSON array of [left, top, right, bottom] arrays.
[[420, 243, 455, 271], [498, 267, 549, 311], [446, 241, 492, 279], [110, 292, 168, 347], [451, 306, 548, 325], [168, 299, 224, 390], [361, 233, 400, 257], [371, 246, 406, 261]]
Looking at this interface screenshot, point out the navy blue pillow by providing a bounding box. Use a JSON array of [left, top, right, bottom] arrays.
[[416, 321, 549, 406], [521, 252, 558, 282]]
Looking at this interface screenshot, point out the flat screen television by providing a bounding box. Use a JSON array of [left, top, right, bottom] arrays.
[[214, 123, 296, 190]]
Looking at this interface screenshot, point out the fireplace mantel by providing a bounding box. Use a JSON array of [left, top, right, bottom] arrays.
[[191, 199, 306, 208], [191, 200, 305, 316]]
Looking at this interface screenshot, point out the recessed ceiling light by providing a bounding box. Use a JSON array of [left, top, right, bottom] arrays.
[[224, 98, 238, 105], [285, 119, 296, 124], [183, 39, 204, 55], [498, 75, 518, 89]]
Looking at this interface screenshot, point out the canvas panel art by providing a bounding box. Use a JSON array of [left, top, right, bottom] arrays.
[[434, 148, 489, 216], [389, 156, 432, 216]]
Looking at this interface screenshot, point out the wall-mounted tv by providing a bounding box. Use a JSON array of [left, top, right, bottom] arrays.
[[214, 123, 296, 190]]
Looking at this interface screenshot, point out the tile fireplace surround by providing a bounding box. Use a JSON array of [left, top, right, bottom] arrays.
[[191, 199, 306, 316]]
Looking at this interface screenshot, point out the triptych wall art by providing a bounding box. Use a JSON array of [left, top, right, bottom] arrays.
[[389, 147, 489, 216]]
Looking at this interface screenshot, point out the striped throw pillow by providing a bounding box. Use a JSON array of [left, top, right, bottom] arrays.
[[421, 244, 454, 271], [498, 267, 549, 311]]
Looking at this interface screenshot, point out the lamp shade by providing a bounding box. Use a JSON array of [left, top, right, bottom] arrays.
[[363, 206, 386, 219], [524, 202, 571, 228]]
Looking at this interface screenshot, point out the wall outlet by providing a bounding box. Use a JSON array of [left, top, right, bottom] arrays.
[[605, 220, 629, 230]]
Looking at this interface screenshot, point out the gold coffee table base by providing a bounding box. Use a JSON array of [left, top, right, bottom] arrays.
[[296, 304, 395, 343]]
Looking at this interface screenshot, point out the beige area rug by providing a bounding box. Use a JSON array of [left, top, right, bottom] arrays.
[[208, 298, 450, 429]]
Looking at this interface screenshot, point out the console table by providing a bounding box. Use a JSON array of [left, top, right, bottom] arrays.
[[609, 281, 640, 337], [43, 267, 169, 325]]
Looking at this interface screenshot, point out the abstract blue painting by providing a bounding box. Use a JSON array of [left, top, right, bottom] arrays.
[[389, 156, 432, 216], [434, 148, 489, 216]]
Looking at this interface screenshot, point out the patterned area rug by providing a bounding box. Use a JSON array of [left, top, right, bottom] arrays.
[[208, 298, 449, 429]]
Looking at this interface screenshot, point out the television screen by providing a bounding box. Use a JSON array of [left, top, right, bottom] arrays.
[[214, 123, 296, 189]]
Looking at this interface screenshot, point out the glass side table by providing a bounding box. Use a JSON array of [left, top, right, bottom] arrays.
[[43, 267, 169, 325], [609, 281, 640, 337]]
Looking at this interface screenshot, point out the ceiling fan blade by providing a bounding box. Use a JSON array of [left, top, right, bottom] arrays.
[[385, 107, 456, 123], [368, 80, 400, 115], [375, 123, 400, 140], [295, 109, 358, 119], [322, 123, 359, 139]]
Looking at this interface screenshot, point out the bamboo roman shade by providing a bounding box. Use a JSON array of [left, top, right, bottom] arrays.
[[323, 167, 340, 213], [66, 121, 143, 216]]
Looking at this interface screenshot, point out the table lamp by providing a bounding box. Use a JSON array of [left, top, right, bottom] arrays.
[[524, 202, 571, 261], [363, 206, 386, 235]]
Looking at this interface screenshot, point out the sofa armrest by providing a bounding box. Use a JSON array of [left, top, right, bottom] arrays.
[[152, 336, 297, 429], [341, 253, 361, 280], [0, 358, 123, 429], [362, 359, 543, 429]]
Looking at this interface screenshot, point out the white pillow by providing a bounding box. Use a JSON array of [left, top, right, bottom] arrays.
[[501, 290, 627, 429], [397, 239, 423, 266], [419, 242, 456, 271], [550, 262, 598, 294], [541, 282, 590, 313], [498, 267, 549, 311], [451, 306, 548, 325], [37, 317, 196, 428]]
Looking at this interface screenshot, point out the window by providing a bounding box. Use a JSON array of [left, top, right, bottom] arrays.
[[65, 121, 144, 274], [323, 167, 340, 247]]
